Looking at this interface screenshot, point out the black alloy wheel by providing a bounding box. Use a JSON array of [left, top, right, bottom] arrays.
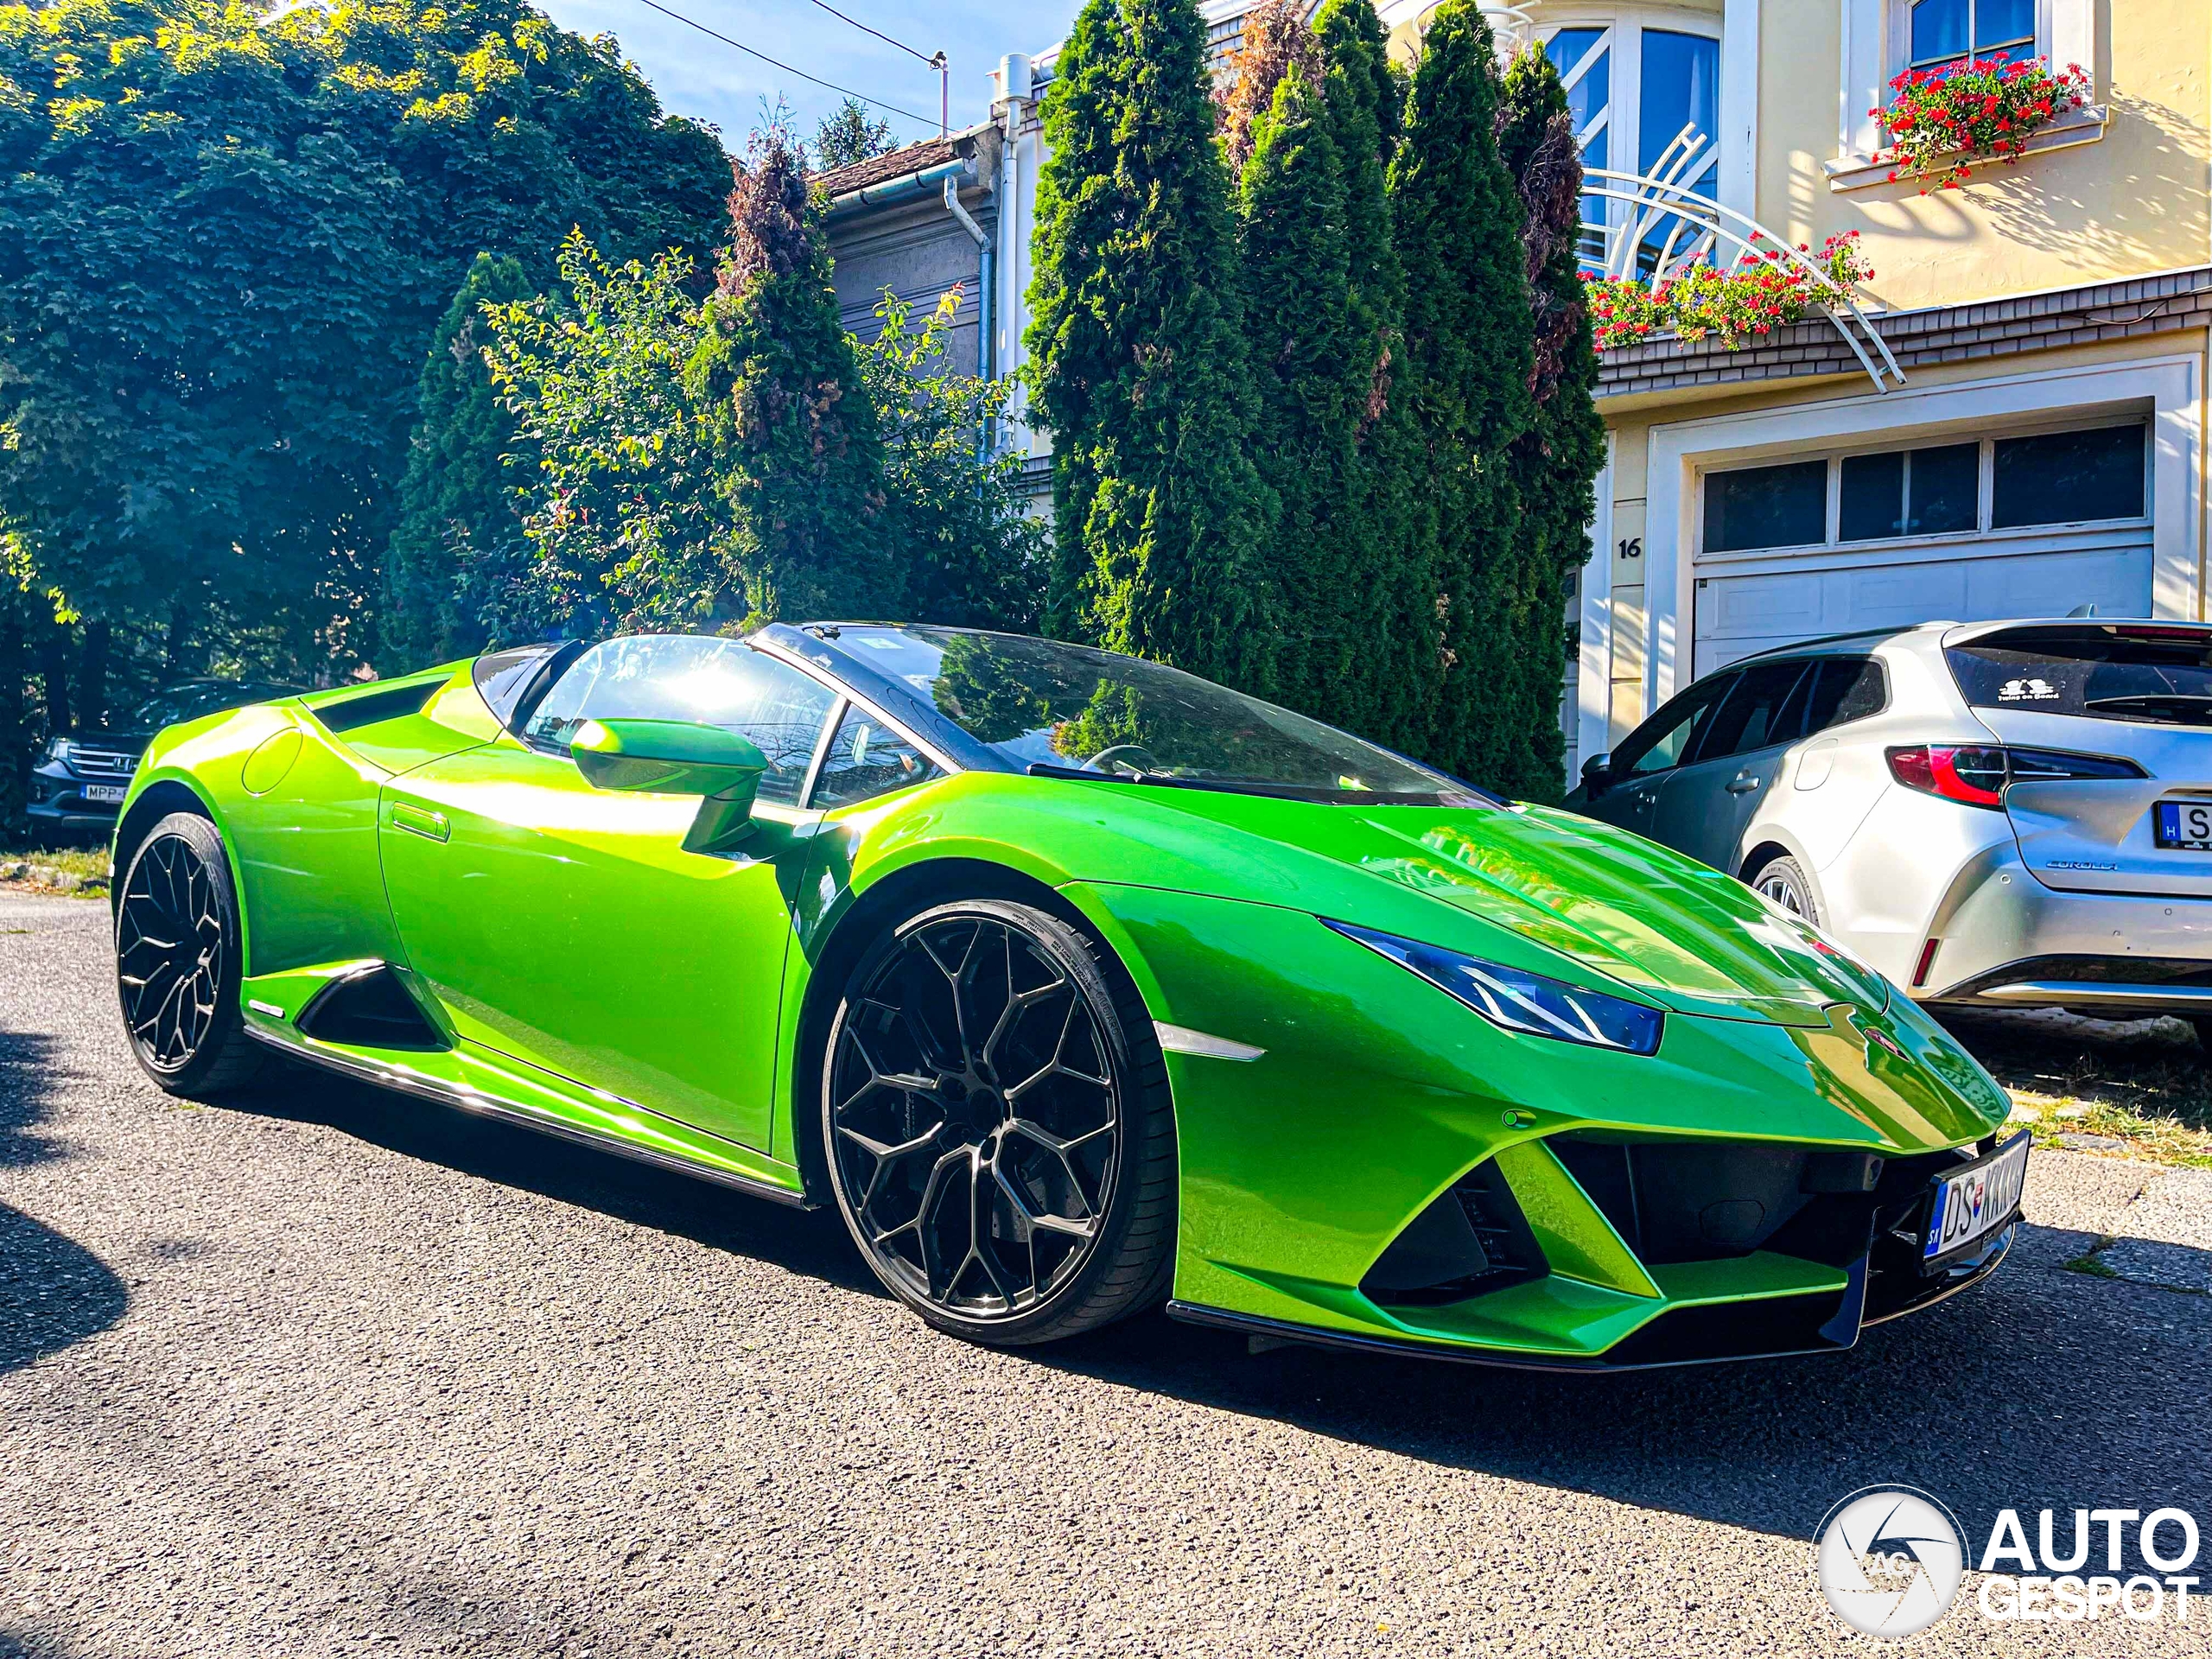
[[823, 899, 1174, 1344], [115, 812, 262, 1096]]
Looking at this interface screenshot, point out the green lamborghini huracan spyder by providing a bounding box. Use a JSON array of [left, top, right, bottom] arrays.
[[108, 623, 2027, 1366]]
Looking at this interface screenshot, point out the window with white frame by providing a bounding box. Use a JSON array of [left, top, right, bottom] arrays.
[[1700, 421, 2150, 556], [1840, 0, 2094, 166], [1542, 13, 1719, 273], [1903, 0, 2034, 74]]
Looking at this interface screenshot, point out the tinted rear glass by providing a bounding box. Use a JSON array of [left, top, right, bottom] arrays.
[[1947, 626, 2212, 728]]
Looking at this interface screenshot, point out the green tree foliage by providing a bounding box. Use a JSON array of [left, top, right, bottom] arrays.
[[0, 0, 729, 732], [812, 97, 895, 174], [1026, 0, 1274, 692], [1216, 0, 1319, 177], [1388, 0, 1536, 787], [1498, 45, 1605, 802], [684, 125, 893, 627], [485, 237, 735, 633], [385, 253, 537, 669], [486, 231, 1038, 635], [1312, 0, 1421, 751], [857, 292, 1046, 631], [1235, 59, 1372, 730]]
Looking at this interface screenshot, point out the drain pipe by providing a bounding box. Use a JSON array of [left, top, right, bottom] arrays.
[[995, 54, 1033, 458], [941, 175, 992, 387]]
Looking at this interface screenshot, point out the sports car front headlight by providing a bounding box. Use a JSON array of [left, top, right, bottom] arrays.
[[1325, 920, 1664, 1056]]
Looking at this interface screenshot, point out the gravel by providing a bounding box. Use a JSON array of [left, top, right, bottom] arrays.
[[5, 893, 2211, 1658]]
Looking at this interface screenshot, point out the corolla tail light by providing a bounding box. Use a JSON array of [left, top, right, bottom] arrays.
[[1885, 746, 2143, 810]]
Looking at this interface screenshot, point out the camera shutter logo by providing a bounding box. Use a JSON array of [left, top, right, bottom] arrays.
[[1816, 1486, 1967, 1637]]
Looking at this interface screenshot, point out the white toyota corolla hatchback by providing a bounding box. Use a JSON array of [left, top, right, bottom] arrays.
[[1568, 619, 2212, 1038]]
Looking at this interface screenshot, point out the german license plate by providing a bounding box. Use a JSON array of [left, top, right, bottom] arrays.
[[1923, 1131, 2030, 1271], [80, 784, 127, 804], [2154, 800, 2212, 849]]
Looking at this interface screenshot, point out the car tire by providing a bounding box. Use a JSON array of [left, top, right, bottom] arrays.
[[822, 898, 1177, 1346], [114, 811, 264, 1099], [1748, 854, 1820, 925]]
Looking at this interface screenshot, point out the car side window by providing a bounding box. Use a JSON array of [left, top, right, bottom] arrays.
[[810, 705, 945, 810], [1801, 657, 1888, 736], [1614, 674, 1737, 776], [521, 635, 836, 807], [1691, 661, 1815, 764]]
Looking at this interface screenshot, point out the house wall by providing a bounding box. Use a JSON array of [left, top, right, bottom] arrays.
[[1757, 0, 2212, 315], [826, 185, 993, 378]]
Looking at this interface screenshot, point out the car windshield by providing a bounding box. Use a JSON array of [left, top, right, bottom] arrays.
[[1947, 625, 2212, 728], [125, 681, 294, 730], [830, 626, 1486, 804]]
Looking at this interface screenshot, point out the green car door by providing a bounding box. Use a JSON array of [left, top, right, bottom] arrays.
[[378, 637, 838, 1151]]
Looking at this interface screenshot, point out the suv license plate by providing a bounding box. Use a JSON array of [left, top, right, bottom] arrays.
[[80, 784, 127, 804], [2154, 800, 2212, 850], [1923, 1131, 2030, 1272]]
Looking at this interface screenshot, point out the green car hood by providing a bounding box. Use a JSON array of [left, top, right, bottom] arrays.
[[1059, 785, 1889, 1027]]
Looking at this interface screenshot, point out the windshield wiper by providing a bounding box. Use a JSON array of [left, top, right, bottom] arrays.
[[2082, 694, 2212, 727]]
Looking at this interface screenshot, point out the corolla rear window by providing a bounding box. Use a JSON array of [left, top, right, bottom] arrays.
[[828, 626, 1490, 804], [1947, 625, 2212, 728]]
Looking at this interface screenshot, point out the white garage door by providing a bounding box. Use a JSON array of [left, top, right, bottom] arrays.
[[1693, 535, 2154, 677], [1689, 420, 2156, 678]]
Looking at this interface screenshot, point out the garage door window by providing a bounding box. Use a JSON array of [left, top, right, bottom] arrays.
[[1993, 426, 2146, 529], [1705, 461, 1827, 553], [1839, 443, 1977, 541], [1702, 422, 2147, 554]]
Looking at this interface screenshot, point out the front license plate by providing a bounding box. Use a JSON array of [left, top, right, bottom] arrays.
[[2154, 800, 2212, 850], [79, 784, 127, 804], [1923, 1131, 2030, 1271]]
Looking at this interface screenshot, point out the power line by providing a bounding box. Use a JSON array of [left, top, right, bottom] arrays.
[[630, 0, 938, 129], [804, 0, 939, 68]]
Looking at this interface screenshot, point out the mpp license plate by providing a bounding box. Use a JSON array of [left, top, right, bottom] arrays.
[[79, 784, 127, 804], [2155, 800, 2212, 849], [1924, 1132, 2030, 1270]]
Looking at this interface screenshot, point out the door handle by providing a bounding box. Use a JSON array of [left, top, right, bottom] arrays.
[[391, 803, 449, 842], [1726, 773, 1760, 795]]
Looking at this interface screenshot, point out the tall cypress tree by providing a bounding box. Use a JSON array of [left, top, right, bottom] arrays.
[[1027, 0, 1274, 691], [686, 128, 893, 626], [1217, 0, 1321, 177], [384, 253, 537, 668], [1499, 46, 1606, 802], [1313, 0, 1414, 747], [1389, 0, 1536, 787], [1236, 61, 1369, 728]]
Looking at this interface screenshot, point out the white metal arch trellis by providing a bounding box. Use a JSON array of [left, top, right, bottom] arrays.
[[1580, 125, 1906, 392]]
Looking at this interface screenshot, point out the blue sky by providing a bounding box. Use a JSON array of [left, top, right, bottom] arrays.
[[534, 0, 1084, 152]]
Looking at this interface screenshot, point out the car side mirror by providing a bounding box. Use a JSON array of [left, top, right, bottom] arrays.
[[571, 719, 766, 853], [1580, 752, 1614, 794]]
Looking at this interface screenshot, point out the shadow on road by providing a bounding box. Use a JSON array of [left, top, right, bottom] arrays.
[[226, 1059, 880, 1297], [1033, 1224, 2211, 1560], [0, 1027, 129, 1374], [214, 1056, 2212, 1567]]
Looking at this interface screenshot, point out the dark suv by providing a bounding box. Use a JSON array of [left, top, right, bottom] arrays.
[[32, 679, 302, 837]]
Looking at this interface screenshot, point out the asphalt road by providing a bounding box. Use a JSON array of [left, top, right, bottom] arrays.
[[4, 890, 2209, 1658]]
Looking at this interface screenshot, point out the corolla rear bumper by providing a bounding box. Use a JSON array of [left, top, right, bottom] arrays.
[[1917, 844, 2212, 1016]]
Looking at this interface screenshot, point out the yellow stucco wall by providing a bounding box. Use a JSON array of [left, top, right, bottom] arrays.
[[1757, 0, 2210, 310]]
